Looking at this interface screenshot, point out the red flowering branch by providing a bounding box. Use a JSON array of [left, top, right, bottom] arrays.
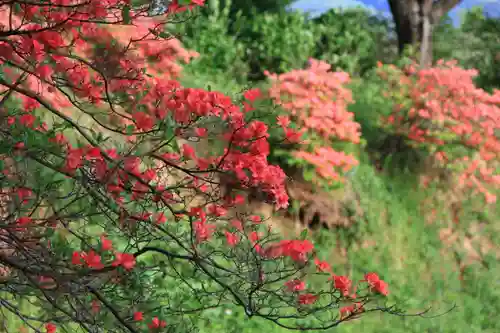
[[0, 1, 426, 332]]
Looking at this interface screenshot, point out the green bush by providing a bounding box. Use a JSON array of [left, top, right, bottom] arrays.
[[234, 11, 320, 80], [170, 1, 249, 83], [433, 7, 500, 92], [313, 8, 397, 77]]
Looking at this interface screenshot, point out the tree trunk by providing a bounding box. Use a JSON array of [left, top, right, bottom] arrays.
[[388, 0, 462, 67]]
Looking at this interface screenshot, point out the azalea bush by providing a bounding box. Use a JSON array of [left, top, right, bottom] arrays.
[[265, 59, 362, 190], [376, 60, 500, 203], [0, 1, 410, 332]]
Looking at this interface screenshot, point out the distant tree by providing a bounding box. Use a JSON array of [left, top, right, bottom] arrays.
[[226, 0, 295, 16], [388, 0, 462, 66]]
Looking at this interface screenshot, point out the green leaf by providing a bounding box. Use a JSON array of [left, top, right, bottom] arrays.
[[122, 5, 131, 24], [299, 228, 308, 240], [125, 124, 135, 135]]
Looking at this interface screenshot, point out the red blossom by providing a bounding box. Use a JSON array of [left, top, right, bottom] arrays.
[[148, 317, 166, 329], [72, 251, 83, 265], [45, 323, 56, 333], [112, 252, 136, 270], [330, 275, 352, 296], [100, 234, 113, 251], [91, 300, 100, 314], [132, 112, 154, 131], [284, 279, 306, 292], [133, 311, 143, 321], [224, 231, 239, 247], [16, 216, 32, 225], [155, 212, 167, 224], [243, 88, 262, 102], [314, 257, 331, 273], [298, 293, 318, 305], [19, 114, 36, 127], [82, 250, 104, 270]]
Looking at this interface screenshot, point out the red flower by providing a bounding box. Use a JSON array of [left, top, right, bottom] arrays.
[[16, 216, 32, 225], [276, 115, 290, 128], [112, 252, 136, 270], [284, 279, 305, 292], [225, 231, 239, 247], [191, 0, 206, 6], [35, 64, 54, 81], [100, 235, 113, 251], [314, 257, 331, 273], [330, 275, 352, 296], [274, 239, 314, 262], [168, 0, 188, 13], [148, 317, 166, 329], [298, 293, 318, 305], [19, 114, 36, 127], [82, 250, 104, 270], [85, 146, 102, 160], [340, 302, 364, 319], [106, 149, 119, 159], [250, 215, 262, 223], [363, 272, 389, 295], [49, 133, 67, 145], [194, 127, 207, 137], [373, 279, 389, 296], [133, 311, 143, 321], [340, 305, 355, 317], [133, 112, 154, 131], [243, 88, 262, 102], [91, 299, 100, 314], [283, 128, 305, 143], [45, 323, 56, 333], [249, 231, 260, 243], [16, 187, 32, 204], [363, 272, 380, 286], [193, 220, 216, 243], [71, 251, 82, 265], [155, 212, 167, 224], [182, 143, 196, 160], [64, 147, 84, 172]]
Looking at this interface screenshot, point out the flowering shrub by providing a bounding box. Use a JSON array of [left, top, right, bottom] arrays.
[[265, 59, 362, 189], [376, 60, 500, 203], [0, 1, 401, 332]]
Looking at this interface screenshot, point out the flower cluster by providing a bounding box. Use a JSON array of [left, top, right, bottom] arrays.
[[377, 60, 500, 203], [266, 58, 361, 185]]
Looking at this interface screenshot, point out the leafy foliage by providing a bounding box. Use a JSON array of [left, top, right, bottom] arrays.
[[170, 1, 249, 82], [313, 8, 397, 77], [235, 11, 320, 80]]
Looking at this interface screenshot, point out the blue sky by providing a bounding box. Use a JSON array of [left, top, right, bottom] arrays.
[[290, 0, 500, 24]]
